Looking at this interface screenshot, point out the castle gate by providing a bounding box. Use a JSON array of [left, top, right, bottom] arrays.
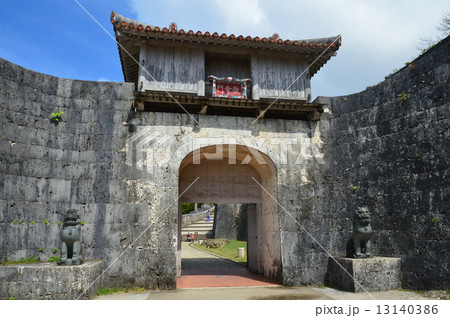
[[178, 145, 282, 282]]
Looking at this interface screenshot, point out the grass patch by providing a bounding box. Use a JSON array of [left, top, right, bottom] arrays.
[[0, 257, 39, 265], [48, 256, 60, 262], [96, 287, 147, 296], [193, 240, 247, 266]]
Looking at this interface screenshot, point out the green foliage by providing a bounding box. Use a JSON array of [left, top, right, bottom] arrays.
[[31, 221, 36, 225], [39, 248, 44, 253], [316, 284, 326, 288], [52, 248, 58, 254], [18, 220, 23, 224], [200, 239, 230, 249], [405, 62, 415, 70], [0, 257, 38, 265], [80, 220, 85, 225], [50, 110, 64, 122], [97, 288, 122, 296], [9, 296, 16, 300], [421, 43, 435, 54], [44, 219, 49, 225], [48, 256, 60, 262], [353, 186, 358, 190], [397, 92, 408, 101], [96, 287, 147, 296], [57, 221, 62, 226], [12, 220, 16, 224], [182, 203, 200, 214], [432, 216, 438, 223]]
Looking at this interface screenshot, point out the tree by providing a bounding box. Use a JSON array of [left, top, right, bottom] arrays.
[[437, 11, 450, 36], [418, 11, 450, 53]]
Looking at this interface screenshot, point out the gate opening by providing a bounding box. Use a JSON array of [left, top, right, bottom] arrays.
[[177, 145, 282, 287]]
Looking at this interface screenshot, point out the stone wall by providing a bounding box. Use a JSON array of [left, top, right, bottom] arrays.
[[181, 207, 213, 228], [0, 35, 448, 291], [0, 57, 325, 288], [0, 261, 104, 299], [0, 59, 172, 288], [317, 36, 449, 290], [213, 204, 247, 240]]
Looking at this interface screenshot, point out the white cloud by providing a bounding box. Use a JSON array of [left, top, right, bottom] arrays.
[[97, 77, 109, 82], [211, 0, 268, 35]]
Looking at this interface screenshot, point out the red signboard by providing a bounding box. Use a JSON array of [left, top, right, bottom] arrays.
[[215, 82, 243, 98], [208, 75, 251, 99]]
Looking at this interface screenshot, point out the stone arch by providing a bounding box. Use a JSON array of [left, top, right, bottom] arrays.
[[178, 144, 282, 283]]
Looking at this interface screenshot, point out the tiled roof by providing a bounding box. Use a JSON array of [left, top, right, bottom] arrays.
[[111, 11, 341, 83], [111, 11, 341, 51]]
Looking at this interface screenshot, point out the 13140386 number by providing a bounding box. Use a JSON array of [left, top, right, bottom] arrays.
[[377, 305, 438, 315]]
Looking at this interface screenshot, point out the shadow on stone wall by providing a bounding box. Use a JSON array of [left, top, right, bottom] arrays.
[[318, 35, 449, 290]]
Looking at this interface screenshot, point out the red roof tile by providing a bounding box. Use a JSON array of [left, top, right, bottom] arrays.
[[110, 11, 342, 51]]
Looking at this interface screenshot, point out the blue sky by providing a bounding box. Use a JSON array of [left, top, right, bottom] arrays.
[[0, 0, 448, 98]]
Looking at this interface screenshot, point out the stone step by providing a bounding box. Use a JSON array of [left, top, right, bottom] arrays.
[[182, 224, 213, 231], [181, 217, 214, 233], [181, 230, 213, 236]]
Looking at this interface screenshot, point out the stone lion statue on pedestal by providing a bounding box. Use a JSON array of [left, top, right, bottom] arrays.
[[346, 207, 373, 258], [59, 210, 83, 265]]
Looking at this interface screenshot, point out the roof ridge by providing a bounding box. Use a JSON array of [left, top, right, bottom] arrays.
[[110, 11, 341, 49]]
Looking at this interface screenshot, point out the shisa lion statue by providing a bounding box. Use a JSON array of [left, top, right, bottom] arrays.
[[346, 207, 373, 258], [59, 210, 83, 265]]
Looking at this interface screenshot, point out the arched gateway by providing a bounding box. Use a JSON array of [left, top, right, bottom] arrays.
[[177, 145, 282, 282], [108, 11, 341, 288]]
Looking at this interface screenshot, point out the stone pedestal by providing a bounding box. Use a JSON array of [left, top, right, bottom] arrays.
[[326, 257, 401, 292], [0, 260, 104, 300]]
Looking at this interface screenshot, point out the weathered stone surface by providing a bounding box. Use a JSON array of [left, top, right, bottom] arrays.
[[0, 35, 448, 291], [315, 37, 450, 290], [182, 209, 211, 228], [213, 204, 247, 240], [0, 260, 104, 299], [325, 257, 401, 292]]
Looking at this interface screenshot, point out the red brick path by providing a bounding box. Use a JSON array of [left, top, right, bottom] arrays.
[[177, 267, 279, 288]]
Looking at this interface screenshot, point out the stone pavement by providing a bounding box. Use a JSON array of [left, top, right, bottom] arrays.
[[95, 243, 429, 300], [178, 242, 278, 288], [95, 286, 428, 300]]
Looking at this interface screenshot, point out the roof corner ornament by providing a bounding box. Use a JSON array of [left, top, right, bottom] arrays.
[[110, 11, 117, 24]]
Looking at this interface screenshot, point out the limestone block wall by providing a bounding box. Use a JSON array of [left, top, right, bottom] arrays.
[[127, 112, 324, 283], [213, 204, 247, 240], [0, 57, 328, 288], [0, 35, 447, 291], [319, 36, 449, 290], [278, 37, 449, 290], [0, 59, 169, 288], [0, 261, 104, 300]]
